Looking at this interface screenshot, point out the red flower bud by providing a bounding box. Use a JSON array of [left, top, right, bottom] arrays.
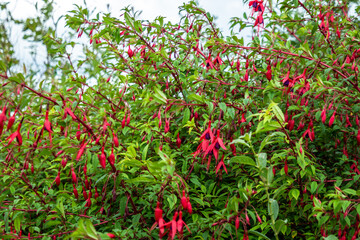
[[187, 197, 192, 214], [99, 147, 107, 169], [329, 111, 336, 127], [181, 190, 188, 210], [176, 133, 181, 148], [73, 184, 79, 199], [71, 167, 77, 184], [109, 148, 115, 166], [113, 132, 119, 147], [235, 215, 240, 229], [61, 157, 67, 168], [106, 233, 116, 238], [128, 46, 134, 58], [7, 109, 17, 131], [55, 171, 61, 186], [266, 64, 272, 81], [155, 202, 163, 222]]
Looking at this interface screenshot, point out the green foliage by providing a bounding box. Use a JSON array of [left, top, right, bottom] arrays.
[[1, 0, 360, 239]]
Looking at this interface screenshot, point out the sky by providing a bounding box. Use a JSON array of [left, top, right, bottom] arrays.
[[3, 0, 250, 69]]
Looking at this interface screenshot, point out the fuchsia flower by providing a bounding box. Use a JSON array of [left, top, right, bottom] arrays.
[[177, 211, 191, 234], [166, 211, 178, 240], [215, 155, 228, 174], [249, 0, 264, 14], [204, 129, 227, 161], [6, 120, 23, 146], [203, 53, 215, 70]]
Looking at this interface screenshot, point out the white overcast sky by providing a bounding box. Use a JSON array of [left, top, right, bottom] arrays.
[[4, 0, 250, 68]]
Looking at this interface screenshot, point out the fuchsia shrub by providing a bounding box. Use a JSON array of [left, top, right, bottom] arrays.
[[1, 0, 360, 239]]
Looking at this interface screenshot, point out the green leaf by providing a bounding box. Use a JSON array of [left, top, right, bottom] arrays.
[[258, 153, 267, 169], [218, 102, 227, 113], [324, 235, 338, 240], [126, 176, 155, 184], [269, 198, 279, 221], [142, 144, 149, 160], [272, 103, 285, 123], [289, 189, 300, 200], [248, 230, 271, 240], [256, 121, 282, 134], [182, 107, 190, 125], [343, 189, 356, 195], [230, 156, 256, 166]]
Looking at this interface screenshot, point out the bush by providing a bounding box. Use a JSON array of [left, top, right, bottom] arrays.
[[1, 0, 360, 239]]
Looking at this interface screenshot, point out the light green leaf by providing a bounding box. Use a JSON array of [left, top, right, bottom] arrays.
[[230, 156, 256, 166]]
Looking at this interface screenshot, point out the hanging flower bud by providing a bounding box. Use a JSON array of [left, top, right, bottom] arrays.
[[94, 186, 99, 199], [176, 133, 181, 148], [113, 132, 119, 147], [82, 185, 88, 199], [61, 157, 67, 168], [122, 114, 126, 128], [329, 111, 336, 127], [164, 119, 170, 133], [158, 109, 162, 128], [187, 197, 192, 214], [356, 129, 360, 146], [55, 171, 61, 186], [0, 106, 7, 135], [73, 184, 79, 199], [181, 190, 188, 210], [284, 160, 288, 175], [99, 147, 107, 169], [128, 46, 134, 58], [256, 212, 262, 223], [235, 215, 240, 229], [126, 114, 131, 125], [109, 148, 115, 166], [155, 202, 163, 222], [266, 64, 272, 81], [71, 167, 77, 184], [7, 109, 17, 131]]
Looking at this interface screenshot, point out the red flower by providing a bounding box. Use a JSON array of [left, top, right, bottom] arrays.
[[154, 202, 163, 222], [215, 155, 228, 174], [6, 121, 23, 146], [177, 211, 191, 234], [204, 130, 227, 160], [165, 211, 178, 240]]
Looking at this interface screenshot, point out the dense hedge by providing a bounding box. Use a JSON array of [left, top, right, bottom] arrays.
[[1, 0, 360, 239]]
